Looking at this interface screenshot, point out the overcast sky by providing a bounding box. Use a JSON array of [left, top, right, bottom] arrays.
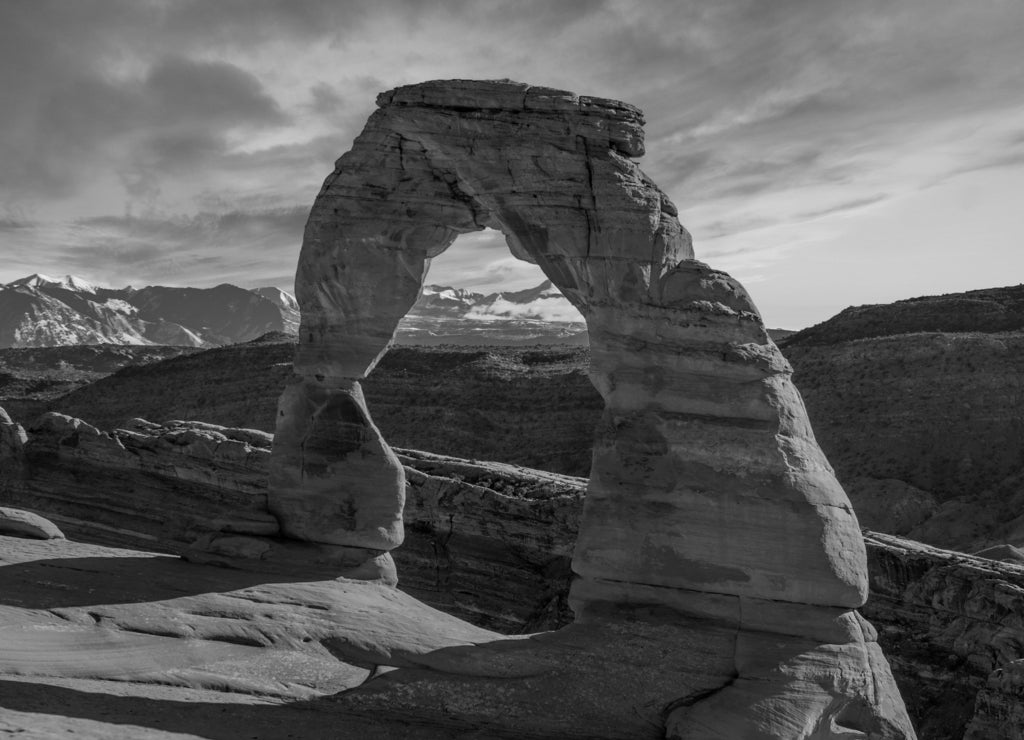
[[2, 0, 1023, 328]]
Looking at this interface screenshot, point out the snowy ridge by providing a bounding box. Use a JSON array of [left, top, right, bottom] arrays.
[[6, 273, 100, 294]]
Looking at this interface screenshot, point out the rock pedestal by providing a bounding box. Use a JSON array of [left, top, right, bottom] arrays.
[[266, 79, 915, 738]]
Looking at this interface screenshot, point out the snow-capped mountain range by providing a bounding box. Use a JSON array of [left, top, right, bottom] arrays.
[[0, 274, 586, 348], [396, 280, 586, 345], [0, 274, 299, 349], [409, 281, 582, 322]]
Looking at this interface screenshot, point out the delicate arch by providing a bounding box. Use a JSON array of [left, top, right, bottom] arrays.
[[269, 79, 864, 613], [265, 79, 915, 738]]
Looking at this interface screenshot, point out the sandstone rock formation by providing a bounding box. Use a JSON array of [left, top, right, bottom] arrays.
[[0, 411, 582, 631], [266, 79, 913, 737], [6, 405, 1022, 736], [0, 412, 396, 580], [0, 533, 503, 740], [0, 78, 917, 737]]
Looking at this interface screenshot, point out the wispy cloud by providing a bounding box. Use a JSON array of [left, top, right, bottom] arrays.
[[2, 207, 307, 289]]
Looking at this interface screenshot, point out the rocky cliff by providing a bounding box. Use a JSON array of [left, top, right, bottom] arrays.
[[3, 410, 1023, 737], [785, 331, 1024, 551]]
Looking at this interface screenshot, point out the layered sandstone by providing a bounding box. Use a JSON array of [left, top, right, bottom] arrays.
[[0, 412, 580, 631], [265, 79, 912, 737], [7, 406, 1024, 735]]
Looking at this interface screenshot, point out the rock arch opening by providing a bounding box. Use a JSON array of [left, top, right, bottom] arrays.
[[392, 227, 584, 345], [357, 226, 597, 477]]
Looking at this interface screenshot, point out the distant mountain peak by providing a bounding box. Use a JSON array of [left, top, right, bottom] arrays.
[[252, 286, 299, 311], [7, 273, 100, 293], [0, 273, 580, 349], [0, 275, 301, 349]]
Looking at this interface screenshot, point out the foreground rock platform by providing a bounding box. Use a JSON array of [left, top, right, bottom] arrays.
[[10, 409, 1024, 736], [0, 534, 904, 739], [0, 535, 499, 739]]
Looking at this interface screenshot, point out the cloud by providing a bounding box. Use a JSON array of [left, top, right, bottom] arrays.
[[1, 52, 289, 209], [0, 217, 33, 231], [795, 195, 889, 222], [466, 297, 584, 324], [145, 56, 287, 126], [0, 207, 308, 289]]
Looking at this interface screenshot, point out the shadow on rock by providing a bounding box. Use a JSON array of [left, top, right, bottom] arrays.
[[0, 554, 316, 609], [0, 679, 475, 740]]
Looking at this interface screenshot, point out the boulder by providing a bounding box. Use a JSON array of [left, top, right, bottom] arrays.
[[0, 506, 64, 540]]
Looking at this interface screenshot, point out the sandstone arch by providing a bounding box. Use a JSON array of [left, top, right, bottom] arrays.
[[269, 80, 915, 738]]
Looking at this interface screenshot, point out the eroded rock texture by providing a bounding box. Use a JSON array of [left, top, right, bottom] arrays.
[[268, 79, 913, 738]]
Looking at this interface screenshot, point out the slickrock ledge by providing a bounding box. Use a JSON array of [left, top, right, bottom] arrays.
[[264, 79, 913, 737]]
